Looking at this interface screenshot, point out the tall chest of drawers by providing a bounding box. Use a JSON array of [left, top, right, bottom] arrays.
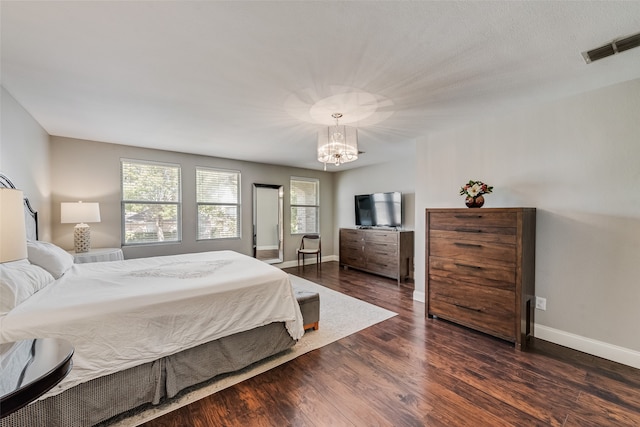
[[425, 208, 536, 349]]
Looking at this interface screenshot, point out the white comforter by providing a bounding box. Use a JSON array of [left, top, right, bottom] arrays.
[[0, 250, 304, 398]]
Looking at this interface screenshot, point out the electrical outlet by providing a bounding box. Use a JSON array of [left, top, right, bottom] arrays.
[[535, 296, 547, 311]]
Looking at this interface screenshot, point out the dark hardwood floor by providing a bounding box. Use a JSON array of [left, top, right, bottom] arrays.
[[142, 261, 640, 426]]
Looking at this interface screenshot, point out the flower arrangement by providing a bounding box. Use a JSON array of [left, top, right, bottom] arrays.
[[459, 180, 493, 198]]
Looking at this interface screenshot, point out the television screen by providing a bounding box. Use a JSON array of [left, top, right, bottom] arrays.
[[372, 192, 402, 226], [355, 192, 402, 227], [355, 194, 374, 226]]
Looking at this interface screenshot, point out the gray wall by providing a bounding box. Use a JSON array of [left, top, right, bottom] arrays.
[[414, 78, 640, 366], [0, 88, 52, 240], [333, 155, 416, 255], [49, 137, 334, 263]]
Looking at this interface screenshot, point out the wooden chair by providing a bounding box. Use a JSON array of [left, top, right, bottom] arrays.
[[297, 234, 321, 269]]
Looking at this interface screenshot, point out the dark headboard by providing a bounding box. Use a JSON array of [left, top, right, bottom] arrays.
[[0, 173, 38, 240]]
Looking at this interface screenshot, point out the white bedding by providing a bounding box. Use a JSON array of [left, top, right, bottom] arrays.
[[0, 250, 303, 398]]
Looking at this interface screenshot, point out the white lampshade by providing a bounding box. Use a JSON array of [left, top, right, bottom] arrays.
[[0, 188, 28, 263], [61, 202, 101, 224], [317, 125, 358, 162]]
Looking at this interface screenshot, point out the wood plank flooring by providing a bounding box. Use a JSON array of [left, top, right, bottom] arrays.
[[142, 261, 640, 426]]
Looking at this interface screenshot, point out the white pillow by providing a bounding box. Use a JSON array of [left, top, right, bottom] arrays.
[[0, 259, 55, 315], [26, 240, 75, 279]]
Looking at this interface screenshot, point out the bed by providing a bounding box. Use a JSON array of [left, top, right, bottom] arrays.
[[0, 175, 303, 426]]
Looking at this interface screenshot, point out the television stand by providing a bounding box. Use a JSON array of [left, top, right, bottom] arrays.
[[339, 228, 414, 285]]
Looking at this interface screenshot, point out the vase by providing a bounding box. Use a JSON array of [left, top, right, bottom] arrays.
[[465, 195, 485, 208]]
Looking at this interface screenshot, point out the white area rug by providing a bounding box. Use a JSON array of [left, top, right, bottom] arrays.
[[113, 275, 397, 426]]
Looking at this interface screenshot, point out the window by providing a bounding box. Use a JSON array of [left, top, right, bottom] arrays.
[[121, 159, 181, 245], [196, 167, 241, 240], [290, 177, 319, 234]]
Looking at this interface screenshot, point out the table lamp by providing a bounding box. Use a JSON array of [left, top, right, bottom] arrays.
[[61, 202, 101, 253], [0, 189, 28, 263]]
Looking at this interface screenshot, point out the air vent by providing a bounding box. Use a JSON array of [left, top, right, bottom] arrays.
[[582, 32, 640, 64]]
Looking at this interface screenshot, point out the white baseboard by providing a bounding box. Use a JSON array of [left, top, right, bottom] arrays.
[[413, 290, 426, 303], [410, 292, 640, 369], [535, 325, 640, 369], [277, 255, 338, 270]]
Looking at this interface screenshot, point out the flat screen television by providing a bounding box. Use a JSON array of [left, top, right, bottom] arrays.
[[355, 192, 402, 228]]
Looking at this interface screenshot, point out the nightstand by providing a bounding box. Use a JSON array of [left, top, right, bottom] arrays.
[[0, 338, 74, 418], [68, 247, 124, 264]]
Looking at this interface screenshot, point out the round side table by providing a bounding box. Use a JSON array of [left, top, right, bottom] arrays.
[[0, 338, 74, 418]]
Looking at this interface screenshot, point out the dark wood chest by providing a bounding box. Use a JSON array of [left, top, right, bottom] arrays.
[[340, 228, 414, 285], [425, 208, 536, 349]]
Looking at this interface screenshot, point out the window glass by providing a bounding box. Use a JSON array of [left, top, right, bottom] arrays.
[[196, 167, 241, 239], [290, 177, 319, 234], [121, 159, 181, 245]]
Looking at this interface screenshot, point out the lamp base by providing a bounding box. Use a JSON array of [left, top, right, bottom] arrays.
[[74, 224, 91, 253]]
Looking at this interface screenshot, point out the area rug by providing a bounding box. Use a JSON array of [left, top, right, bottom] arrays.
[[111, 275, 397, 426]]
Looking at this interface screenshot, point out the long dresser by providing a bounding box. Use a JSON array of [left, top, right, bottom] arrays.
[[339, 228, 414, 285], [425, 208, 536, 349]]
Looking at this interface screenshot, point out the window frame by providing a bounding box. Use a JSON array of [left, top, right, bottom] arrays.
[[120, 158, 182, 246], [290, 176, 320, 235], [195, 166, 242, 241]]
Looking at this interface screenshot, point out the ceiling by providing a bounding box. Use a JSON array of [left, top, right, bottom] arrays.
[[2, 1, 639, 171]]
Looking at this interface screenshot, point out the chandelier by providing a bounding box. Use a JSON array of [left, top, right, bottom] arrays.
[[317, 113, 358, 170]]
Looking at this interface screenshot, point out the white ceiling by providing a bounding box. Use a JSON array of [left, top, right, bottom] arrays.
[[2, 1, 640, 171]]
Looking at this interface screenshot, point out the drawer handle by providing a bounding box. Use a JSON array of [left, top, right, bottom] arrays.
[[454, 228, 483, 233], [454, 215, 483, 219], [454, 242, 482, 248], [454, 262, 482, 270], [454, 303, 482, 312]]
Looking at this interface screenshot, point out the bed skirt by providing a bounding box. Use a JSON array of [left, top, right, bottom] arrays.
[[1, 322, 295, 427]]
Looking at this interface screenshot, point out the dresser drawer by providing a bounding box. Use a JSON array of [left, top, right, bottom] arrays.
[[429, 278, 516, 339], [429, 237, 515, 267], [429, 276, 515, 315], [366, 264, 398, 279], [340, 252, 365, 269], [365, 231, 398, 244], [429, 212, 517, 230], [367, 266, 399, 279], [367, 252, 398, 269], [429, 300, 516, 341], [340, 229, 363, 242], [427, 266, 515, 291], [430, 229, 516, 246], [365, 241, 398, 256], [429, 256, 515, 284], [340, 239, 364, 252], [340, 229, 364, 252]]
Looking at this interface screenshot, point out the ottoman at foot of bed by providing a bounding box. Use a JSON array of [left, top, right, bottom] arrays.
[[294, 289, 320, 331]]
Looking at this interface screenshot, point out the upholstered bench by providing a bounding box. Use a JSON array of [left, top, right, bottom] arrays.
[[294, 289, 320, 331]]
